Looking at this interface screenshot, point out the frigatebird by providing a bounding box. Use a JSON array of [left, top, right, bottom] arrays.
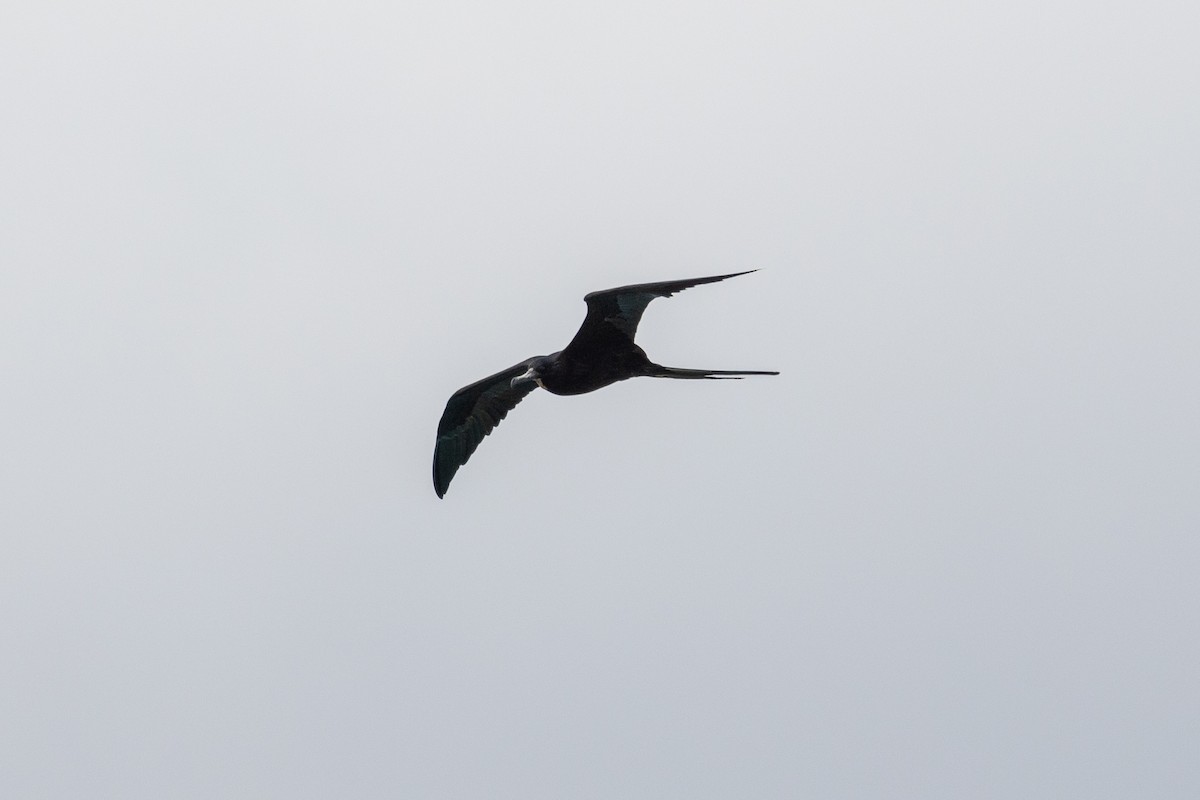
[[432, 270, 778, 497]]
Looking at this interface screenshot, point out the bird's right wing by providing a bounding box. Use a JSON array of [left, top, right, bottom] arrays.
[[433, 360, 540, 498]]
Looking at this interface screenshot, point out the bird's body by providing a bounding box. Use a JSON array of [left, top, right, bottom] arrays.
[[432, 270, 777, 497]]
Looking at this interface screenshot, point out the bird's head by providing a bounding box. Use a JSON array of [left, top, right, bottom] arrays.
[[510, 355, 555, 389]]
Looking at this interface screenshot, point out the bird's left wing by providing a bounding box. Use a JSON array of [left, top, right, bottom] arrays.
[[564, 270, 757, 352], [433, 360, 540, 498]]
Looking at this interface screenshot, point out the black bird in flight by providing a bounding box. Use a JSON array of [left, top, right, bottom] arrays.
[[432, 270, 778, 497]]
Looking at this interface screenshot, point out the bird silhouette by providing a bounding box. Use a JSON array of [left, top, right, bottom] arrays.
[[433, 270, 778, 497]]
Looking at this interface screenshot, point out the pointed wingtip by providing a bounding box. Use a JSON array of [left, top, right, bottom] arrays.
[[707, 269, 760, 285], [433, 460, 450, 498], [709, 269, 757, 280]]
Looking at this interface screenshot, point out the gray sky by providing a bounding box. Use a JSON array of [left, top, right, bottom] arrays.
[[3, 1, 1198, 797]]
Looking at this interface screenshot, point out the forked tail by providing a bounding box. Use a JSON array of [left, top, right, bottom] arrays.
[[647, 364, 779, 380]]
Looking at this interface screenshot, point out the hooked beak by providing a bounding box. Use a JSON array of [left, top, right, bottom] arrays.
[[510, 367, 538, 388]]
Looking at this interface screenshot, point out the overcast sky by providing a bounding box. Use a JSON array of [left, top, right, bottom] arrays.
[[3, 1, 1198, 798]]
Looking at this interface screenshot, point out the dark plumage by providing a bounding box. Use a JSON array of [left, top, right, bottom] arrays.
[[433, 270, 778, 497]]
